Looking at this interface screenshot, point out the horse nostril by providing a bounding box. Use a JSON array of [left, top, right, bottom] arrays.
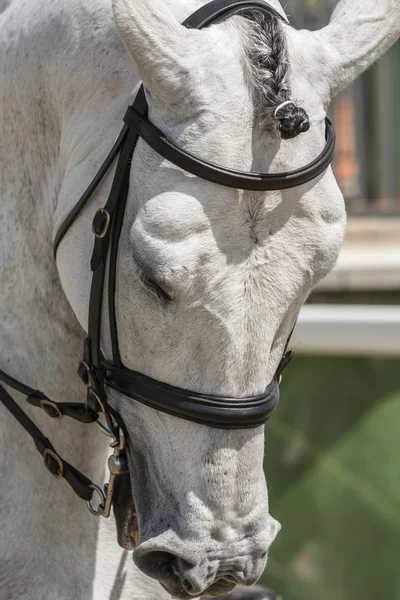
[[134, 550, 177, 583], [182, 578, 194, 593], [135, 550, 206, 595]]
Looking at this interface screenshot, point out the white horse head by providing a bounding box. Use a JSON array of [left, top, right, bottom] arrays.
[[2, 0, 399, 598], [58, 1, 335, 595]]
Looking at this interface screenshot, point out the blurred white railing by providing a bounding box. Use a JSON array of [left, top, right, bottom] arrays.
[[293, 305, 400, 356], [317, 217, 400, 291]]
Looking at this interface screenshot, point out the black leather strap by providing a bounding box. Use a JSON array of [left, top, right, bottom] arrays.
[[54, 126, 129, 259], [0, 380, 96, 501], [124, 107, 335, 191], [101, 350, 294, 429], [108, 88, 149, 367], [85, 113, 144, 395], [0, 369, 98, 423], [180, 0, 289, 28], [103, 362, 280, 429]]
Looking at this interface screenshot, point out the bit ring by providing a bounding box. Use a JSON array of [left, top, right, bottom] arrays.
[[86, 483, 106, 517]]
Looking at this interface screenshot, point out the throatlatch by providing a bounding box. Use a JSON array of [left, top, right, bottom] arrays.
[[0, 0, 335, 517]]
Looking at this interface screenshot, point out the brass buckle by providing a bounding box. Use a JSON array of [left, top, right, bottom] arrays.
[[278, 374, 283, 386], [88, 389, 106, 414], [92, 208, 110, 239], [40, 399, 63, 419], [43, 449, 63, 479]]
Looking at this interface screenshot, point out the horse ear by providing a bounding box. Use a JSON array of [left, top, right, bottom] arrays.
[[112, 0, 200, 103], [312, 0, 400, 100]]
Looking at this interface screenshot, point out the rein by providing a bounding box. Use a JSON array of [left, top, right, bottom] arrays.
[[0, 0, 335, 518]]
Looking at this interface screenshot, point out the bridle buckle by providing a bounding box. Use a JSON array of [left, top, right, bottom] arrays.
[[40, 399, 63, 419], [43, 448, 63, 479], [92, 208, 111, 239]]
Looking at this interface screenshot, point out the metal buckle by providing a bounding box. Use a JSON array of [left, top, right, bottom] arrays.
[[40, 399, 63, 419], [92, 208, 110, 239], [43, 449, 63, 479], [86, 428, 129, 519], [278, 374, 283, 386]]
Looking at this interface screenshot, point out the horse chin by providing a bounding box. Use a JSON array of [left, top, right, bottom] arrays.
[[112, 472, 139, 550]]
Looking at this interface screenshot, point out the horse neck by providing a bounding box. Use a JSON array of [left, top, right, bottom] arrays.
[[0, 3, 120, 595], [0, 111, 106, 597]]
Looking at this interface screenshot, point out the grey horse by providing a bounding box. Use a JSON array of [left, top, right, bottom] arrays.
[[0, 0, 399, 598]]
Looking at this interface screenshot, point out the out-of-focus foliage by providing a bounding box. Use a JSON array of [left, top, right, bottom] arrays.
[[261, 355, 400, 600]]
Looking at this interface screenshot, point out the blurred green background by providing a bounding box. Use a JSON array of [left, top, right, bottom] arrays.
[[259, 2, 400, 599], [261, 354, 400, 600]]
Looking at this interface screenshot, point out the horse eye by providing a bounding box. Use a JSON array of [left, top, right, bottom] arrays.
[[134, 261, 173, 303], [142, 272, 173, 302]]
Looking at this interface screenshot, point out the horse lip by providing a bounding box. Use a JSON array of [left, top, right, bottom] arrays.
[[130, 510, 139, 546], [112, 471, 138, 550], [203, 579, 237, 596]]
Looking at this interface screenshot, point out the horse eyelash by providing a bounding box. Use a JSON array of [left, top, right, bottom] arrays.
[[133, 261, 173, 303]]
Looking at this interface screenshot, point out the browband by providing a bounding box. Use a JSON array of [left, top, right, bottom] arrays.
[[124, 106, 335, 191]]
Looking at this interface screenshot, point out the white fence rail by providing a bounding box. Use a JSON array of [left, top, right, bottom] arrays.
[[292, 305, 400, 356]]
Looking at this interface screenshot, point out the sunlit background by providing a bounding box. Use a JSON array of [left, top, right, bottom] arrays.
[[260, 2, 400, 599]]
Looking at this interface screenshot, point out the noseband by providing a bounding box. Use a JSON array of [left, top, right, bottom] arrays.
[[0, 0, 336, 517]]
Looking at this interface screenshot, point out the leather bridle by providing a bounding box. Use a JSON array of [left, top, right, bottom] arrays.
[[0, 0, 336, 518]]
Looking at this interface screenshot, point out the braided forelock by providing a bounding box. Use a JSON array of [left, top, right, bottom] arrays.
[[240, 9, 292, 128]]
